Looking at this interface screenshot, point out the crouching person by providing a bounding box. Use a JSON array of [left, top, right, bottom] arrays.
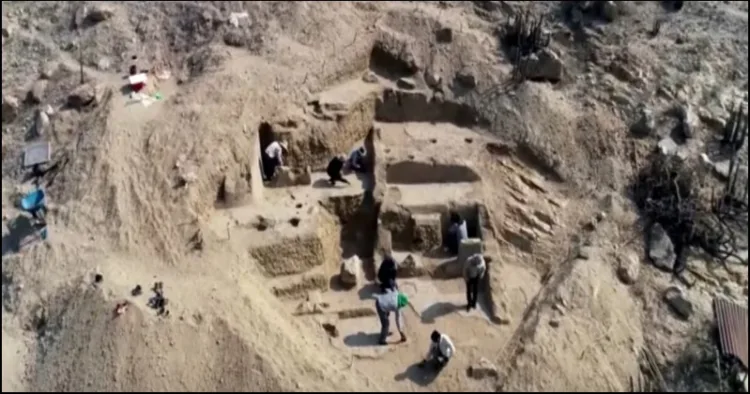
[[419, 330, 455, 371]]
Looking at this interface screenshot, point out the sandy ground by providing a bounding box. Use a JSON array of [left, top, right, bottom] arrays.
[[2, 1, 748, 392]]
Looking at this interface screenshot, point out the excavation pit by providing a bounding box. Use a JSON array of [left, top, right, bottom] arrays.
[[385, 160, 482, 184]]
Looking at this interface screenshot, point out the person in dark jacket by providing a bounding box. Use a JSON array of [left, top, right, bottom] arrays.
[[326, 154, 350, 186], [348, 146, 367, 173], [378, 255, 398, 292]]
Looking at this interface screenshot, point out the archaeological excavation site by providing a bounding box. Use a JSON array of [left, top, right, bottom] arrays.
[[2, 1, 748, 392]]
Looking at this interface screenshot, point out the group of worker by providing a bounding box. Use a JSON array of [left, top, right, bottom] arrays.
[[260, 139, 366, 184], [261, 138, 485, 373], [375, 212, 487, 372]]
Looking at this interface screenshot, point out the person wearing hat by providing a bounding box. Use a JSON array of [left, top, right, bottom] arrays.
[[347, 146, 367, 173], [418, 330, 456, 371], [373, 289, 409, 345], [326, 154, 351, 186], [261, 140, 288, 181]]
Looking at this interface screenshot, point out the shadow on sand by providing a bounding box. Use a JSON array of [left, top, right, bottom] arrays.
[[394, 362, 439, 386], [2, 215, 40, 257], [343, 331, 381, 348], [420, 301, 461, 324]]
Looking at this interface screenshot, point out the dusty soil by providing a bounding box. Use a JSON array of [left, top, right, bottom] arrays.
[[2, 1, 748, 392]]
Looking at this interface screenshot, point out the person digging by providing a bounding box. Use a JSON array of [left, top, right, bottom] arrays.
[[326, 154, 351, 186], [377, 253, 398, 293], [418, 330, 456, 371], [373, 289, 409, 345], [261, 140, 288, 181]]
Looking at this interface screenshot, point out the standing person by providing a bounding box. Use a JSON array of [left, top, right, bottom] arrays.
[[463, 253, 486, 311], [261, 140, 288, 181], [377, 254, 398, 293], [446, 212, 468, 255], [326, 154, 351, 186], [418, 330, 456, 371], [348, 146, 367, 173], [373, 289, 409, 346]]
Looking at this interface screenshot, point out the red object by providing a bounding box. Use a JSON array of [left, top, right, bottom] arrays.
[[131, 82, 145, 93]]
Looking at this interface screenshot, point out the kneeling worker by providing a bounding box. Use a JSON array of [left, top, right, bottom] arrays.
[[348, 146, 367, 173], [326, 154, 351, 186], [419, 330, 456, 371], [261, 140, 288, 181], [373, 289, 409, 345]]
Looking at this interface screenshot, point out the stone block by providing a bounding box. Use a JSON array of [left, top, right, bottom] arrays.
[[458, 238, 483, 266], [411, 213, 442, 251]]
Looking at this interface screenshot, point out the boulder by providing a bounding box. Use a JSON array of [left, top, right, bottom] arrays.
[[223, 30, 245, 47], [33, 110, 50, 138], [27, 80, 48, 104], [67, 82, 106, 109], [2, 95, 20, 123], [663, 286, 693, 319], [674, 103, 697, 139], [371, 29, 420, 75], [86, 4, 114, 23], [397, 254, 427, 278], [397, 77, 416, 90], [648, 223, 675, 272], [657, 136, 679, 156], [468, 357, 498, 379], [435, 27, 453, 43], [523, 48, 564, 82], [616, 251, 640, 284], [630, 106, 655, 137], [455, 71, 477, 89], [339, 255, 362, 287], [600, 1, 618, 22]]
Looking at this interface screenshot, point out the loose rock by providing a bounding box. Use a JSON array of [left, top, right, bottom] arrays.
[[616, 251, 640, 284], [523, 48, 564, 82], [34, 110, 50, 138], [40, 61, 59, 80], [657, 137, 679, 156], [648, 223, 675, 272], [2, 95, 20, 123], [468, 357, 498, 379], [28, 80, 48, 104], [339, 255, 362, 287], [674, 103, 697, 140], [398, 254, 427, 278], [397, 77, 416, 90], [663, 286, 693, 319], [424, 70, 442, 88]]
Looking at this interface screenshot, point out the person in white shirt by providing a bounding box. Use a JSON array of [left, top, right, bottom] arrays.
[[261, 140, 288, 181], [419, 330, 455, 371]]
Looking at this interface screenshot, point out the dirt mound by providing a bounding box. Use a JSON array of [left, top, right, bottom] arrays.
[[500, 248, 643, 392], [25, 275, 368, 392]]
